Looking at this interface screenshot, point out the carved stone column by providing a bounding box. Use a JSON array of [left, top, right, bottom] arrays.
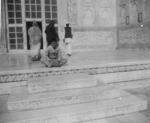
[[67, 0, 77, 25], [0, 0, 7, 53]]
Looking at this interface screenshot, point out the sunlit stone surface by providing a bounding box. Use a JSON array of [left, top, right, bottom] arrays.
[[1, 95, 147, 123]]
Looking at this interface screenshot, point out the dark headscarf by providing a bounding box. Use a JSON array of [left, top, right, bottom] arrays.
[[49, 20, 55, 26]]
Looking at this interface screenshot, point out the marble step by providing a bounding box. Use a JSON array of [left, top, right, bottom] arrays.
[[1, 94, 147, 123], [77, 113, 150, 123], [7, 85, 120, 111], [76, 119, 109, 123], [107, 112, 150, 123], [109, 79, 150, 89], [94, 70, 150, 84], [28, 73, 97, 93]]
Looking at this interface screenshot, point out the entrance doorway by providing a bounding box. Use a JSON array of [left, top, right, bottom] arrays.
[[26, 21, 43, 50]]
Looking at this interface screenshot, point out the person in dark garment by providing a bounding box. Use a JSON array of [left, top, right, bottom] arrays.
[[45, 20, 60, 46], [64, 23, 73, 56]]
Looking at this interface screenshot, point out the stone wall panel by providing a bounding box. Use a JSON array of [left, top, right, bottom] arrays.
[[118, 26, 150, 49]]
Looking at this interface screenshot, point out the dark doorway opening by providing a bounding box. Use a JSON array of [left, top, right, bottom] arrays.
[[26, 21, 43, 50]]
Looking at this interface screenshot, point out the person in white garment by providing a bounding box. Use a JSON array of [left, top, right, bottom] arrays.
[[28, 21, 42, 61], [64, 23, 73, 56]]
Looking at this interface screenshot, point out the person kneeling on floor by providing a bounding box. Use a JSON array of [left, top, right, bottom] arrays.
[[41, 41, 67, 67]]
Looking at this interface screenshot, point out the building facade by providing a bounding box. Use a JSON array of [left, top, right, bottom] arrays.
[[1, 0, 61, 53], [0, 0, 150, 54]]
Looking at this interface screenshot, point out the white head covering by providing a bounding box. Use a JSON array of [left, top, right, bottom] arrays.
[[65, 20, 69, 25]]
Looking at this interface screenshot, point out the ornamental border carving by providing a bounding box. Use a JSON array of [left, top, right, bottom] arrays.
[[1, 63, 150, 83]]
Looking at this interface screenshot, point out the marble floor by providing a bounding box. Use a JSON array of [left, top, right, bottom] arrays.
[[0, 50, 150, 72]]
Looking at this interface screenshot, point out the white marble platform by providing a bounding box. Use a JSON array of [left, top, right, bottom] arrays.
[[1, 50, 150, 95], [1, 94, 147, 123], [1, 50, 150, 75], [94, 70, 150, 84], [28, 73, 97, 93], [94, 70, 150, 89], [7, 85, 120, 111]]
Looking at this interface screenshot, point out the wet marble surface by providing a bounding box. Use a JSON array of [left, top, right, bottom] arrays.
[[0, 50, 150, 71]]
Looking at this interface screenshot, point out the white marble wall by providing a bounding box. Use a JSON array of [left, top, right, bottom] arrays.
[[118, 22, 150, 49], [117, 0, 150, 26], [59, 0, 117, 51], [71, 28, 116, 50], [77, 0, 117, 27], [117, 0, 150, 50]]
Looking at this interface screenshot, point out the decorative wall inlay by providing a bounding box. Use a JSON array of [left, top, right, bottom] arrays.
[[143, 0, 150, 20], [118, 27, 150, 44], [118, 0, 127, 25], [70, 28, 117, 50], [83, 7, 95, 26], [76, 0, 116, 50], [130, 1, 138, 24], [117, 21, 150, 30], [98, 8, 112, 26], [72, 31, 115, 45], [6, 102, 146, 123], [118, 0, 150, 26], [97, 0, 112, 27], [117, 23, 150, 49], [8, 89, 120, 111], [82, 0, 95, 5], [99, 0, 112, 7], [73, 27, 116, 32], [72, 44, 116, 50], [82, 0, 95, 26], [67, 0, 77, 25], [80, 0, 115, 27]]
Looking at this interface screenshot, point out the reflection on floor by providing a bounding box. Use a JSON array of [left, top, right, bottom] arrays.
[[0, 50, 150, 71]]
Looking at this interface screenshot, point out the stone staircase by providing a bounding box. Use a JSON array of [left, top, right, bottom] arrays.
[[93, 70, 150, 89], [0, 73, 148, 123]]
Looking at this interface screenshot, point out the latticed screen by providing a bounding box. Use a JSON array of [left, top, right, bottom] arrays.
[[7, 0, 22, 24], [9, 27, 23, 50], [25, 0, 42, 18], [45, 0, 58, 24]]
